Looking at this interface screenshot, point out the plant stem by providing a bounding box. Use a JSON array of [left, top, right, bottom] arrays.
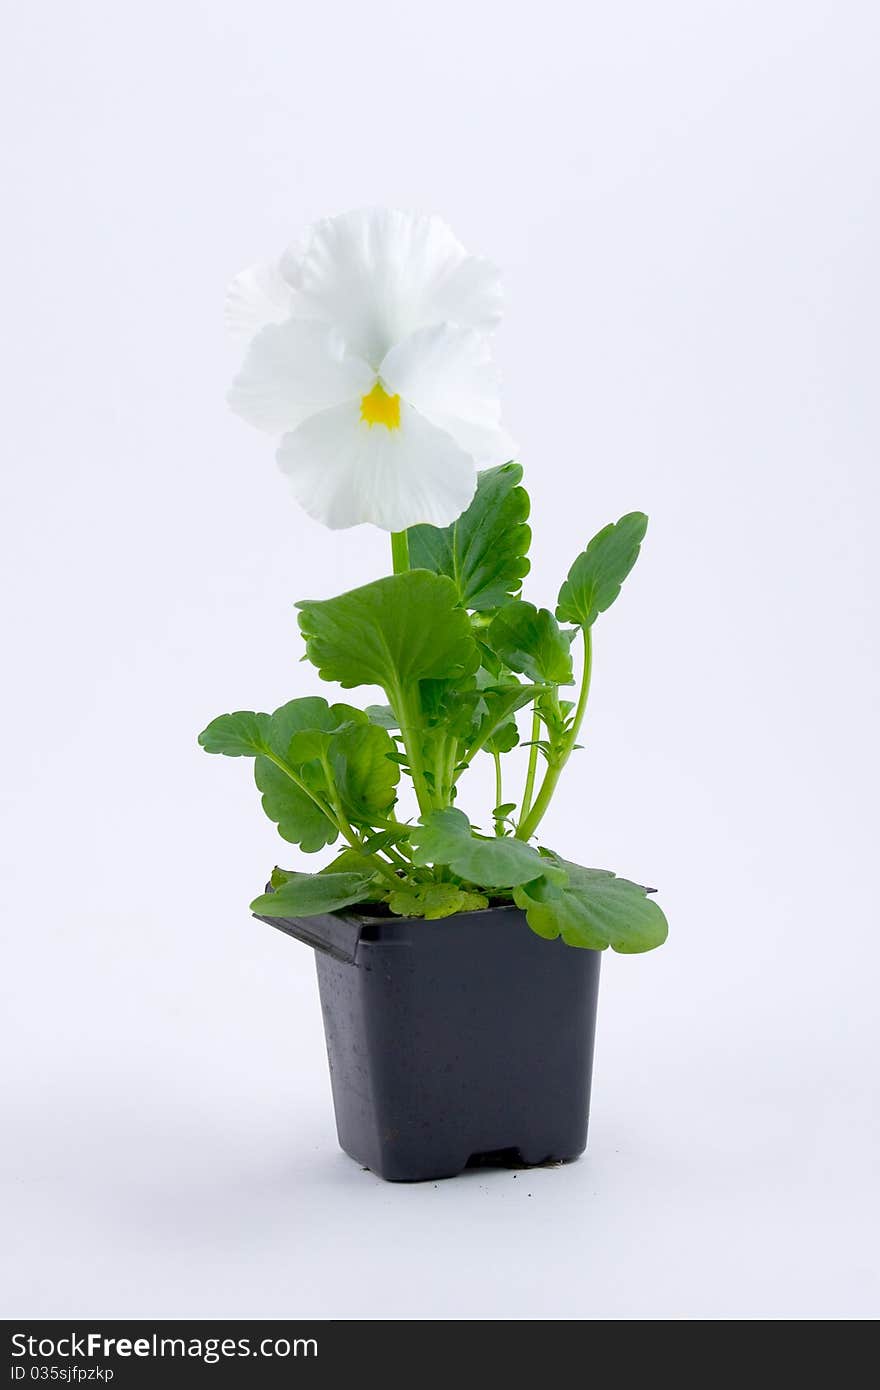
[[432, 735, 459, 808], [432, 732, 449, 804], [519, 707, 541, 823], [264, 749, 399, 884], [262, 750, 338, 823], [391, 531, 410, 574], [455, 696, 533, 786], [568, 625, 593, 747], [444, 742, 459, 803], [516, 627, 593, 842], [381, 845, 411, 872], [368, 814, 407, 832], [392, 682, 434, 818], [319, 753, 359, 845], [359, 850, 404, 887], [317, 755, 404, 886], [493, 751, 504, 835]]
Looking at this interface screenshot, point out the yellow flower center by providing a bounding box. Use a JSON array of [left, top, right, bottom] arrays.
[[360, 381, 401, 430]]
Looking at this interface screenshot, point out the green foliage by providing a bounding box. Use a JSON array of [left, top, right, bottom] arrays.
[[251, 871, 377, 918], [387, 882, 490, 920], [267, 696, 343, 751], [297, 571, 479, 694], [199, 697, 399, 853], [198, 710, 271, 757], [486, 601, 574, 685], [316, 853, 385, 897], [556, 512, 648, 629], [365, 704, 398, 730], [484, 720, 519, 755], [407, 463, 531, 611], [254, 756, 338, 852], [329, 723, 399, 820], [410, 808, 564, 888], [514, 858, 668, 953], [465, 676, 540, 759], [201, 477, 667, 955]]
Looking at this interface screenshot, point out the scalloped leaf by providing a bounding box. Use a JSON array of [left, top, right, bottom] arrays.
[[387, 882, 490, 920], [410, 808, 565, 888], [251, 871, 376, 918], [330, 722, 399, 820], [297, 571, 479, 695], [251, 699, 343, 853], [198, 711, 271, 757], [514, 858, 668, 953], [253, 758, 338, 853], [406, 462, 531, 611], [486, 601, 574, 685], [199, 701, 340, 852], [556, 512, 648, 629]]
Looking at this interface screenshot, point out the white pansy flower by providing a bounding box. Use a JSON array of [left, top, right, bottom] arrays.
[[226, 208, 515, 532]]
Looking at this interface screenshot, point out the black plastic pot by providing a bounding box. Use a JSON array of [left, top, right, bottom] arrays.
[[254, 901, 602, 1182]]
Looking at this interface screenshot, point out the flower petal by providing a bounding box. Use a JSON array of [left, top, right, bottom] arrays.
[[224, 261, 294, 339], [228, 320, 373, 434], [381, 325, 516, 467], [281, 208, 502, 367], [277, 401, 477, 531]]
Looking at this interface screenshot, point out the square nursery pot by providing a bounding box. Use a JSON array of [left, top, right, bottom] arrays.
[[254, 901, 602, 1183]]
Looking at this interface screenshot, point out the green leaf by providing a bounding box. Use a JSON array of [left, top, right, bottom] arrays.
[[330, 722, 399, 820], [249, 699, 341, 853], [198, 711, 270, 756], [365, 704, 398, 730], [267, 697, 342, 751], [274, 859, 379, 886], [250, 871, 375, 918], [297, 571, 479, 694], [199, 702, 341, 852], [410, 808, 565, 888], [485, 719, 519, 755], [419, 675, 483, 740], [556, 512, 648, 629], [511, 877, 562, 939], [318, 853, 386, 898], [270, 703, 399, 824], [513, 858, 668, 953], [254, 758, 338, 852], [465, 676, 540, 759], [406, 462, 531, 611], [486, 601, 574, 685], [388, 882, 490, 920], [493, 802, 517, 818], [360, 827, 410, 855]]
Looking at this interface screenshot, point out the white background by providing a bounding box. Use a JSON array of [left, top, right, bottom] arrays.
[[2, 0, 878, 1321]]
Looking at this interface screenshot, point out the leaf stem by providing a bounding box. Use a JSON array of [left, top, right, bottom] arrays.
[[444, 742, 459, 804], [381, 845, 411, 873], [318, 752, 359, 846], [391, 531, 410, 574], [433, 732, 449, 804], [493, 751, 504, 836], [516, 627, 593, 841], [519, 707, 541, 823], [261, 750, 339, 824], [391, 682, 434, 818], [264, 748, 400, 887], [363, 852, 403, 887], [454, 690, 537, 784]]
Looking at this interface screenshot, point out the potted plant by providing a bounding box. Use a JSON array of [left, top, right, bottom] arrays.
[[201, 208, 668, 1182]]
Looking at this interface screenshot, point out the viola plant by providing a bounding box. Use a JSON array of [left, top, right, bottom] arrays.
[[201, 208, 667, 955]]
